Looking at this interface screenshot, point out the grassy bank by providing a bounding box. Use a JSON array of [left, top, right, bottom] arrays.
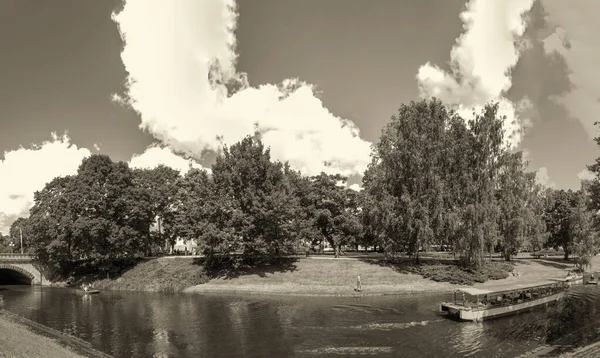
[[183, 256, 570, 296], [92, 256, 209, 292], [82, 254, 579, 296], [0, 310, 110, 358]]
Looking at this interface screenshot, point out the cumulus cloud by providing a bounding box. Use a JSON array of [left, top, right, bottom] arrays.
[[535, 167, 556, 188], [541, 0, 600, 139], [577, 168, 595, 182], [0, 134, 91, 234], [348, 183, 363, 192], [129, 146, 210, 175], [416, 0, 535, 150], [112, 0, 371, 177]]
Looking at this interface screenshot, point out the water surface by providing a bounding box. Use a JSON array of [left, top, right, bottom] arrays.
[[1, 285, 598, 357]]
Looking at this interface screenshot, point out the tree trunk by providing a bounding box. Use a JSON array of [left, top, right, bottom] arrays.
[[146, 229, 152, 257]]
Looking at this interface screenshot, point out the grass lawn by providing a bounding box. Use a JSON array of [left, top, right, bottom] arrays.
[[184, 255, 577, 296], [0, 313, 85, 358], [92, 256, 209, 293], [83, 253, 583, 296]]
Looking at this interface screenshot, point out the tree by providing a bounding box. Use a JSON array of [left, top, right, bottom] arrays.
[[363, 98, 450, 262], [70, 155, 145, 275], [205, 135, 303, 264], [458, 104, 504, 266], [132, 166, 181, 254], [27, 175, 79, 273], [308, 173, 362, 258], [524, 178, 551, 256], [495, 152, 548, 260], [172, 168, 217, 252], [565, 189, 598, 270], [9, 217, 30, 254], [544, 189, 580, 259]]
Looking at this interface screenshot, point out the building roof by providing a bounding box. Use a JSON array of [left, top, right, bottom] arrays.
[[456, 280, 559, 296]]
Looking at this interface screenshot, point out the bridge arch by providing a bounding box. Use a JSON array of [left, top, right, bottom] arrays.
[[0, 255, 48, 285], [0, 264, 35, 285]]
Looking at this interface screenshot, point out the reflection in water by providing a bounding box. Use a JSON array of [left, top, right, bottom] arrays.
[[546, 286, 600, 348], [1, 286, 600, 357]]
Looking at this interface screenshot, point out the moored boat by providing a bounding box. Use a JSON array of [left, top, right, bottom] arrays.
[[82, 289, 100, 294], [80, 284, 100, 294], [440, 280, 569, 322]]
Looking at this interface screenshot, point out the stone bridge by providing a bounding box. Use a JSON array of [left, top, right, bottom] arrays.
[[0, 253, 49, 285]]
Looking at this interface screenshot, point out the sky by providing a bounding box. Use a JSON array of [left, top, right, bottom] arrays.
[[0, 0, 598, 235]]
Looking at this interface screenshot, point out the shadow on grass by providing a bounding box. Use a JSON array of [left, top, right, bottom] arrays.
[[358, 257, 515, 285], [202, 257, 299, 280], [519, 257, 574, 270]]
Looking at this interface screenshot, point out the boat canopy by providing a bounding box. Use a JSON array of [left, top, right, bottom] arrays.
[[456, 280, 559, 296]]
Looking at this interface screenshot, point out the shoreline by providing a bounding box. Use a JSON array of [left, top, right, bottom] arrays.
[[183, 283, 455, 297], [0, 310, 112, 358], [76, 255, 588, 297]]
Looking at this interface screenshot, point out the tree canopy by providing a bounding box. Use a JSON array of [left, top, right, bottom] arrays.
[[13, 98, 600, 277]]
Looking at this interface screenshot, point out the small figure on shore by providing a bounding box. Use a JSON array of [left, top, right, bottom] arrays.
[[355, 275, 362, 292]]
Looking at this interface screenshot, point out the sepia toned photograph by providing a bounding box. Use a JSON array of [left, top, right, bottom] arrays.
[[0, 0, 598, 357]]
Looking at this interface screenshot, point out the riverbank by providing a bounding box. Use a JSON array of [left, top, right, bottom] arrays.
[[184, 256, 575, 296], [83, 253, 588, 297], [92, 256, 209, 292], [0, 310, 111, 358]]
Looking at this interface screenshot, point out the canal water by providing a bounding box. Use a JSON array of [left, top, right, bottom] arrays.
[[0, 285, 598, 357]]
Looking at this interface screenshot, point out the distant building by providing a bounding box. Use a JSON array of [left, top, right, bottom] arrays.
[[172, 238, 198, 254], [150, 216, 198, 254]]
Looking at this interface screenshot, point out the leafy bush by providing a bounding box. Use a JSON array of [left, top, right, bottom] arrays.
[[415, 261, 513, 285]]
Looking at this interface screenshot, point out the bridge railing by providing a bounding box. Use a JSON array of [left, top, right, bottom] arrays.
[[0, 253, 33, 261]]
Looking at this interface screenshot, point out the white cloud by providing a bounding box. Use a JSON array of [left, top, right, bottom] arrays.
[[577, 168, 595, 182], [129, 146, 209, 175], [112, 0, 371, 177], [348, 183, 363, 192], [0, 134, 91, 235], [416, 0, 535, 150], [535, 166, 556, 188], [541, 0, 600, 139]]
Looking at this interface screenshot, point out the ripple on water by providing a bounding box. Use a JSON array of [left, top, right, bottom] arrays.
[[295, 346, 394, 355]]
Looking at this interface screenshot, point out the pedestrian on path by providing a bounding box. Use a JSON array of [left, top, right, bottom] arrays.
[[355, 275, 362, 292]]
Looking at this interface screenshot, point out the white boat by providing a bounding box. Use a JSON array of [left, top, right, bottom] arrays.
[[550, 274, 583, 286], [81, 285, 100, 294], [440, 280, 569, 322]]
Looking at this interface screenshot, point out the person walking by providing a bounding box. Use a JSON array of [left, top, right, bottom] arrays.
[[356, 275, 363, 292]]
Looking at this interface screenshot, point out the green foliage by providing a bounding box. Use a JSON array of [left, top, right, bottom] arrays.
[[362, 98, 549, 266], [92, 257, 209, 293], [18, 97, 600, 283], [416, 261, 513, 285]]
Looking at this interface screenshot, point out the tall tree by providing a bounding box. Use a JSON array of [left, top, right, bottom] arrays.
[[132, 165, 181, 254], [27, 176, 79, 273], [172, 168, 217, 252], [363, 98, 449, 262], [207, 135, 302, 264], [495, 152, 547, 260], [309, 173, 362, 258], [568, 191, 598, 270], [9, 217, 30, 253], [69, 155, 144, 275], [544, 189, 579, 259]]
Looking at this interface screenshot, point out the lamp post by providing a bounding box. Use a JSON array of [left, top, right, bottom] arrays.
[[19, 227, 23, 254], [9, 242, 14, 253]]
